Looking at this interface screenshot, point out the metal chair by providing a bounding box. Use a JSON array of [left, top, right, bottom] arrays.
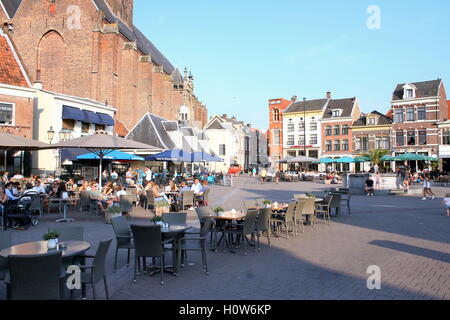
[[79, 191, 94, 214], [272, 203, 296, 238], [243, 200, 258, 210], [6, 251, 63, 300], [119, 195, 134, 216], [145, 190, 155, 211], [49, 226, 84, 242], [130, 224, 172, 285], [111, 216, 134, 272], [0, 231, 11, 281], [179, 218, 214, 275], [162, 212, 187, 225], [28, 194, 43, 217], [47, 198, 62, 215], [255, 199, 266, 207], [182, 191, 195, 210], [298, 198, 317, 230], [73, 239, 112, 300], [255, 208, 271, 250], [315, 195, 333, 225], [293, 200, 305, 235], [228, 210, 258, 255], [196, 189, 210, 207]]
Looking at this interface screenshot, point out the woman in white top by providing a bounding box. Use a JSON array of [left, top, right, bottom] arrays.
[[422, 174, 436, 200]]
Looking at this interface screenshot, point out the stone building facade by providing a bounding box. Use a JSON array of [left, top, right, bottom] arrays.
[[0, 0, 207, 130], [391, 79, 447, 160]]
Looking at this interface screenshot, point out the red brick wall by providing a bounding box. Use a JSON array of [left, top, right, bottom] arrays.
[[3, 0, 206, 130], [321, 121, 353, 155], [0, 94, 34, 138], [268, 98, 291, 159]]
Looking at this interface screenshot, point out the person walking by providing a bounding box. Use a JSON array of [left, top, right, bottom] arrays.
[[260, 168, 267, 184], [422, 174, 436, 200]]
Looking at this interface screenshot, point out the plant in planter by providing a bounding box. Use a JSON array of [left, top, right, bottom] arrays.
[[105, 205, 122, 224], [306, 193, 316, 198], [263, 200, 272, 207], [214, 207, 224, 214], [43, 231, 61, 250], [152, 215, 164, 225], [155, 200, 170, 216]]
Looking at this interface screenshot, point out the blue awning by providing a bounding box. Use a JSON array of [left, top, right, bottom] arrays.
[[97, 113, 115, 126], [62, 106, 85, 122], [77, 150, 144, 161], [83, 110, 101, 124], [145, 150, 194, 162]]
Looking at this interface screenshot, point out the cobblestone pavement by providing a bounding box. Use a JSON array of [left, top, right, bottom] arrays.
[[1, 177, 449, 300]]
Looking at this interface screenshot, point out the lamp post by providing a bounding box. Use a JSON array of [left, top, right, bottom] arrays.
[[303, 97, 307, 171], [47, 127, 72, 174]]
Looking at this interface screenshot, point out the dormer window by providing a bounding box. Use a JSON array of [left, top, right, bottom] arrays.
[[332, 109, 342, 117], [403, 84, 416, 99], [367, 117, 376, 125]]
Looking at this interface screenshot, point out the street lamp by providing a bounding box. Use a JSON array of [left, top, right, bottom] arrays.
[[303, 98, 307, 157], [47, 127, 55, 144]]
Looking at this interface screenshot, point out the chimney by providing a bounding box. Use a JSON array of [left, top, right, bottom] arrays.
[[291, 95, 298, 103], [33, 81, 43, 90], [222, 114, 227, 119], [326, 91, 332, 99]]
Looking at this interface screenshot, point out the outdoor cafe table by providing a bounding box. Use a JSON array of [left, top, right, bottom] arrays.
[[49, 198, 75, 223], [130, 222, 191, 276], [205, 211, 246, 253], [0, 241, 91, 259]]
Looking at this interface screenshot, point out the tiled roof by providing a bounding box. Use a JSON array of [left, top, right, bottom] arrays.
[[392, 79, 442, 101], [0, 31, 28, 87], [352, 110, 392, 127], [322, 98, 356, 119], [284, 99, 328, 114], [114, 120, 129, 137]]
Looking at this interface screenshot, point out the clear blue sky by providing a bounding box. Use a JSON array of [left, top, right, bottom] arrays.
[[134, 0, 450, 130]]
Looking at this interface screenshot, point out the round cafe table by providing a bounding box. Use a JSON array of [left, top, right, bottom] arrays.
[[0, 241, 91, 259]]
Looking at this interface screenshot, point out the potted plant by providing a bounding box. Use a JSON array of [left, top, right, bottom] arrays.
[[152, 215, 164, 226], [214, 207, 224, 216], [105, 205, 122, 224], [155, 200, 170, 217], [43, 231, 61, 250], [263, 200, 272, 208], [306, 193, 316, 198]]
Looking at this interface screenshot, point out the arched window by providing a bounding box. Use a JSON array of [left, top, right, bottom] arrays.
[[37, 31, 65, 92]]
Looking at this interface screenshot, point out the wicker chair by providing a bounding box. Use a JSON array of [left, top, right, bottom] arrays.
[[6, 251, 64, 300]]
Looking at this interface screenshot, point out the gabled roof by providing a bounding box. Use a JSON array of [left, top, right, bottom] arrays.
[[90, 0, 175, 74], [126, 113, 175, 150], [352, 110, 392, 127], [0, 0, 21, 18], [0, 30, 29, 87], [205, 118, 225, 130], [392, 79, 442, 101], [322, 98, 356, 119], [284, 99, 328, 114], [162, 121, 179, 132]]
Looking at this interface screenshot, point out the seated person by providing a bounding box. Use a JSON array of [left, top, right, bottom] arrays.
[[103, 182, 115, 197], [0, 186, 7, 229], [152, 183, 169, 203], [179, 181, 190, 193], [89, 183, 107, 212], [191, 179, 203, 195], [365, 176, 375, 197], [32, 180, 47, 194]]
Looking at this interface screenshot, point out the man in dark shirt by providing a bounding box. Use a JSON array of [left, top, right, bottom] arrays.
[[365, 176, 375, 197]]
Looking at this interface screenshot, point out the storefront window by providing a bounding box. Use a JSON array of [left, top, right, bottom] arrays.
[[62, 119, 75, 130], [81, 122, 90, 133]]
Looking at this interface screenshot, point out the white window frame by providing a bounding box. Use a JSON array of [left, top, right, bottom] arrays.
[[0, 101, 15, 126]]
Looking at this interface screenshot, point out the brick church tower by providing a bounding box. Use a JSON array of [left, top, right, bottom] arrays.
[[0, 0, 207, 130]]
